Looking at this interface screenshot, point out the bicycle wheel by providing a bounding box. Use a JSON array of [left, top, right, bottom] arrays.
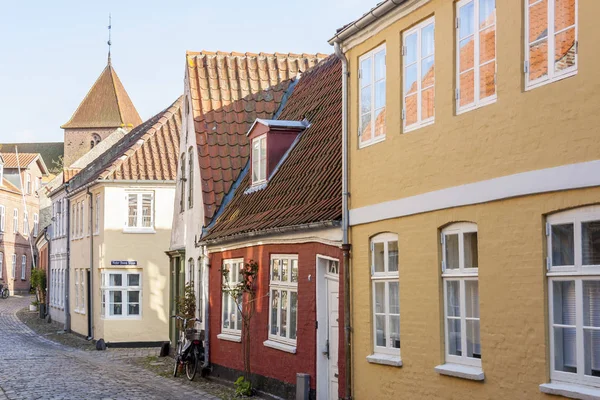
[[185, 348, 198, 381], [173, 342, 182, 377], [1, 289, 8, 299]]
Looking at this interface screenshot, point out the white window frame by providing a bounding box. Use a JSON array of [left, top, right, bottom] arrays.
[[358, 43, 386, 148], [26, 173, 31, 195], [80, 201, 85, 238], [370, 233, 400, 357], [0, 164, 3, 185], [188, 147, 194, 209], [100, 270, 142, 319], [402, 17, 435, 133], [94, 194, 100, 235], [441, 222, 481, 368], [33, 213, 38, 237], [124, 192, 155, 233], [0, 252, 3, 279], [547, 206, 600, 388], [74, 270, 80, 312], [251, 135, 267, 185], [0, 205, 5, 232], [268, 254, 299, 347], [11, 254, 16, 280], [23, 210, 28, 236], [525, 0, 578, 90], [221, 258, 243, 336], [455, 0, 497, 114], [13, 209, 18, 234], [21, 255, 26, 280]]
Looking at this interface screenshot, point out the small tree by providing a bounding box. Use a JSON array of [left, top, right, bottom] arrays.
[[221, 259, 259, 385], [176, 281, 196, 329], [31, 268, 47, 305]]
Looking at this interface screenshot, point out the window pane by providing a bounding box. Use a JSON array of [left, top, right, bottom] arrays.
[[128, 291, 139, 304], [459, 36, 475, 73], [465, 280, 479, 318], [222, 294, 230, 329], [128, 194, 138, 227], [529, 0, 548, 43], [360, 111, 372, 141], [554, 27, 576, 73], [375, 282, 385, 314], [466, 319, 481, 359], [290, 292, 297, 340], [404, 64, 418, 96], [390, 315, 400, 349], [110, 274, 122, 286], [446, 280, 461, 317], [128, 274, 140, 287], [421, 23, 435, 58], [405, 33, 417, 66], [236, 295, 242, 328], [260, 138, 267, 181], [479, 0, 496, 28], [272, 259, 280, 281], [582, 221, 600, 265], [375, 80, 385, 110], [270, 290, 279, 335], [374, 108, 385, 138], [555, 0, 576, 31], [421, 87, 434, 121], [479, 60, 496, 100], [555, 327, 577, 373], [552, 224, 574, 266], [373, 242, 385, 273], [375, 315, 386, 347], [388, 241, 398, 272], [584, 329, 600, 377], [389, 281, 399, 315], [128, 291, 140, 315], [142, 194, 152, 227], [584, 281, 600, 327], [464, 232, 479, 269], [374, 50, 386, 82], [480, 26, 496, 64], [360, 58, 372, 88], [110, 291, 122, 316], [291, 259, 298, 282], [553, 280, 576, 325], [281, 259, 289, 282], [459, 1, 475, 40], [280, 291, 288, 338], [252, 144, 259, 182], [405, 94, 418, 126], [360, 85, 372, 116], [445, 234, 460, 270], [448, 318, 462, 356], [529, 39, 549, 81], [421, 56, 435, 88], [459, 70, 475, 108]]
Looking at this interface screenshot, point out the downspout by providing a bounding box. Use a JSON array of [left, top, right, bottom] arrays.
[[87, 189, 94, 339], [334, 41, 352, 400], [202, 245, 210, 369], [44, 228, 51, 317], [64, 188, 71, 332]]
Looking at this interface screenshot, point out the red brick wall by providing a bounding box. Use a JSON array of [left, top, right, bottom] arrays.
[[209, 241, 345, 395]]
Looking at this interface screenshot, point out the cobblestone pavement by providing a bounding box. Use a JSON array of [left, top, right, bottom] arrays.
[[0, 296, 218, 400]]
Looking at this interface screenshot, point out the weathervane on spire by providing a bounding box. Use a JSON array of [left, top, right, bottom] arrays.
[[107, 13, 112, 65]]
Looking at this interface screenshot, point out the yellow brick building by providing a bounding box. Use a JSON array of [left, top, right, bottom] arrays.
[[330, 0, 600, 398]]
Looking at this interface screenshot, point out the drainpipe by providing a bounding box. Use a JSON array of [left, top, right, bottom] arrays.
[[202, 245, 210, 369], [87, 189, 94, 339], [334, 41, 352, 400], [44, 227, 51, 318], [64, 189, 71, 332]]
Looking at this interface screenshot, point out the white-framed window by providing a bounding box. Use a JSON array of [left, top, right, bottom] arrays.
[[36, 177, 41, 193], [403, 17, 435, 132], [371, 233, 400, 356], [33, 214, 38, 237], [125, 192, 154, 231], [80, 201, 85, 237], [358, 43, 386, 147], [21, 255, 26, 280], [71, 204, 75, 238], [74, 270, 80, 312], [441, 222, 481, 368], [0, 164, 3, 184], [13, 209, 18, 234], [525, 0, 577, 90], [180, 153, 186, 213], [456, 0, 497, 113], [62, 200, 67, 237], [101, 270, 142, 319], [222, 259, 243, 335], [188, 258, 194, 284], [251, 135, 267, 185], [95, 194, 100, 234], [11, 254, 16, 279], [268, 255, 299, 346], [23, 211, 28, 235], [188, 147, 194, 208], [547, 206, 600, 388], [0, 205, 5, 232], [0, 252, 3, 279], [26, 173, 31, 195]]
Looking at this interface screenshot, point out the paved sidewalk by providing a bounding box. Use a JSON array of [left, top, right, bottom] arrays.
[[0, 295, 219, 400]]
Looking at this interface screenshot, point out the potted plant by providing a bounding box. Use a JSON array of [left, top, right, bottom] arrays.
[[29, 299, 39, 312], [30, 269, 46, 318]]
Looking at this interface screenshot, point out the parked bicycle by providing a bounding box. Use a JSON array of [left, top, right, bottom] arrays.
[[171, 315, 203, 381], [0, 283, 9, 299]]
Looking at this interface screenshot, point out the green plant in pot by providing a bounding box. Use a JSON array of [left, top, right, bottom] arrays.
[[30, 269, 46, 318]]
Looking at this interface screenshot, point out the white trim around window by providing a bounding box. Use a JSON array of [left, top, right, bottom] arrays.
[[12, 209, 17, 234], [370, 233, 401, 359], [21, 255, 26, 280], [221, 258, 243, 337], [251, 135, 267, 185], [267, 254, 299, 349], [358, 43, 386, 148], [100, 270, 142, 319], [11, 254, 16, 280], [0, 205, 5, 232], [525, 0, 578, 90], [546, 206, 600, 391], [0, 252, 3, 279], [124, 192, 155, 233], [94, 194, 100, 235], [33, 213, 38, 237]]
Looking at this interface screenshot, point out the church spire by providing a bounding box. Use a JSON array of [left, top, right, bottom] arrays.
[[107, 13, 112, 65]]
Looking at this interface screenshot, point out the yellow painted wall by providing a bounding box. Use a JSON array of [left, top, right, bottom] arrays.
[[351, 188, 600, 399], [346, 0, 600, 210]]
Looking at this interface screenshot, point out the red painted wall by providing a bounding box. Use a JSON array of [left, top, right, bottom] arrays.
[[208, 241, 345, 396]]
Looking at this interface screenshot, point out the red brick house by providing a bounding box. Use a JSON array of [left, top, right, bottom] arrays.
[[199, 56, 344, 399]]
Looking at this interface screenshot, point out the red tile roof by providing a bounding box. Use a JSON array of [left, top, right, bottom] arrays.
[[67, 97, 182, 192], [203, 56, 342, 242], [186, 51, 328, 226], [61, 62, 142, 129], [0, 152, 41, 169]]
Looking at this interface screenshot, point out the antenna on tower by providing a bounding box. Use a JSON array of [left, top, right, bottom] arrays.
[[107, 13, 112, 65]]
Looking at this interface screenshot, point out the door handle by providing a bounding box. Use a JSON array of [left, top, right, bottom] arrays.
[[334, 373, 339, 378]]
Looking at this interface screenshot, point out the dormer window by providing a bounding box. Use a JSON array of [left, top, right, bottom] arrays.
[[251, 135, 267, 185]]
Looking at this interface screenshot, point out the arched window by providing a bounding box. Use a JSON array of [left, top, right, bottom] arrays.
[[440, 222, 481, 369], [90, 133, 101, 149], [370, 232, 400, 360]]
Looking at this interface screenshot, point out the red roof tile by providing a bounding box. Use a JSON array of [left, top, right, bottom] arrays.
[[187, 51, 328, 226], [0, 153, 41, 169], [203, 56, 342, 242]]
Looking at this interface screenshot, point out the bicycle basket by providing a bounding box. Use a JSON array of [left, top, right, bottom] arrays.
[[185, 328, 202, 341]]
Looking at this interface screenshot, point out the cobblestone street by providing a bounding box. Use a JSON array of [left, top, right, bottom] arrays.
[[0, 296, 218, 400]]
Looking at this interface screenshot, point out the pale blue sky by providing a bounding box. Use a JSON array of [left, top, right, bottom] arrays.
[[0, 0, 367, 143]]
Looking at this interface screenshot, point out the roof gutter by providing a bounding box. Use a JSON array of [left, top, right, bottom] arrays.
[[67, 179, 176, 197], [328, 0, 407, 45]]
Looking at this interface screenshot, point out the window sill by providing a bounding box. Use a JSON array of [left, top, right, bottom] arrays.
[[122, 228, 156, 234], [403, 119, 434, 134], [263, 339, 296, 354], [540, 383, 600, 399], [525, 69, 577, 92], [367, 353, 402, 367], [435, 364, 484, 381], [217, 333, 241, 343], [456, 96, 497, 115], [358, 135, 385, 149]]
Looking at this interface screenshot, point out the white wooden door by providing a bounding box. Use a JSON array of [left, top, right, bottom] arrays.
[[327, 277, 339, 400]]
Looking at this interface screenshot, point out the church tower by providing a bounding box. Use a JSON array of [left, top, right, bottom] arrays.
[[61, 58, 142, 166]]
